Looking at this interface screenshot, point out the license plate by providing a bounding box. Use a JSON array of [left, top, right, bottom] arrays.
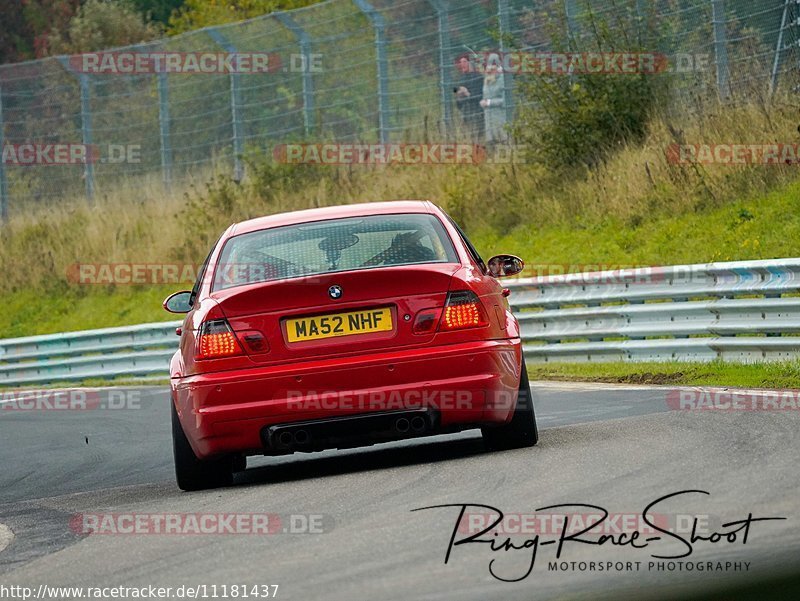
[[285, 307, 393, 343]]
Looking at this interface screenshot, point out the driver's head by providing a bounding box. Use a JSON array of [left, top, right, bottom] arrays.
[[387, 232, 436, 263]]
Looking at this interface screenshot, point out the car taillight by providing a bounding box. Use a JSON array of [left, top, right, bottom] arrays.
[[440, 291, 489, 331], [196, 319, 242, 359]]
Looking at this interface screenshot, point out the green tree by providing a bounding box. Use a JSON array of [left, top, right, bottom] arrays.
[[47, 0, 162, 54], [167, 0, 323, 35], [0, 0, 35, 62], [130, 0, 185, 25], [5, 0, 81, 60], [513, 2, 672, 169]]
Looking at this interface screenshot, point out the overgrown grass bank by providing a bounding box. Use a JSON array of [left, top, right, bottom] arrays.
[[2, 98, 800, 338]]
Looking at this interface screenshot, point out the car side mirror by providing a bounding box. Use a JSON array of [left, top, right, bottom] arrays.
[[487, 254, 524, 278], [163, 291, 193, 314]]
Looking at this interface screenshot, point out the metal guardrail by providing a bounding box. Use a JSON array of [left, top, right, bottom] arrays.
[[509, 258, 800, 363], [0, 322, 180, 387], [2, 258, 800, 387]]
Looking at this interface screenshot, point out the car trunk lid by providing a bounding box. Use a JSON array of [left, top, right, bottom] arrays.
[[213, 264, 458, 364]]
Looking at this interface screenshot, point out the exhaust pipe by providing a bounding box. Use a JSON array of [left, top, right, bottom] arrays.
[[410, 416, 426, 433], [278, 431, 295, 447], [395, 417, 410, 434], [294, 429, 310, 445]]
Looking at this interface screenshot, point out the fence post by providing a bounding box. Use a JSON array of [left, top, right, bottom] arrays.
[[207, 28, 245, 182], [428, 0, 453, 133], [78, 75, 96, 202], [274, 12, 316, 137], [635, 0, 647, 40], [354, 0, 390, 144], [0, 85, 8, 224], [770, 0, 792, 95], [711, 0, 730, 99], [58, 58, 95, 203], [157, 71, 173, 191], [564, 0, 579, 47], [497, 0, 514, 127]]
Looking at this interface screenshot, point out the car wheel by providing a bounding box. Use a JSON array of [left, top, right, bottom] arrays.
[[482, 362, 539, 451], [172, 400, 234, 491]]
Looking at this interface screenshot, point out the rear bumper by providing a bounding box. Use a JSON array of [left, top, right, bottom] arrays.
[[172, 339, 522, 458], [263, 408, 441, 454]]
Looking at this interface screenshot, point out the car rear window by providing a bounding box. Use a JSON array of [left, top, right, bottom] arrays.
[[212, 213, 458, 290]]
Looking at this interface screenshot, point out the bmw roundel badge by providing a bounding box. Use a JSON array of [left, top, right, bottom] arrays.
[[328, 285, 343, 300]]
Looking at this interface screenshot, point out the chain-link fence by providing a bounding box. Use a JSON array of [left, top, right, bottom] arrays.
[[0, 0, 797, 221]]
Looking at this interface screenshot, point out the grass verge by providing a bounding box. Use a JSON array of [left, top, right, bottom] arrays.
[[527, 360, 800, 389], [2, 174, 798, 337], [0, 286, 178, 338]]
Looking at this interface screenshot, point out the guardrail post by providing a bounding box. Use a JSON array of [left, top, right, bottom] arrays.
[[497, 0, 514, 127], [207, 28, 245, 182], [428, 0, 453, 133], [711, 0, 730, 99], [0, 85, 8, 224], [58, 57, 96, 204], [274, 12, 316, 137], [157, 71, 173, 191], [354, 0, 390, 143]]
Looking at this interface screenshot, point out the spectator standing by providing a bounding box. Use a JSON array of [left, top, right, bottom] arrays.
[[480, 54, 508, 146], [453, 53, 484, 142]]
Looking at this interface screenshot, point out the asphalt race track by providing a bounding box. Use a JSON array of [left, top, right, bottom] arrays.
[[0, 383, 798, 600]]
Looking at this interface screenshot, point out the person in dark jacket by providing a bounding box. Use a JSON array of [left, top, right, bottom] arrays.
[[453, 53, 484, 142]]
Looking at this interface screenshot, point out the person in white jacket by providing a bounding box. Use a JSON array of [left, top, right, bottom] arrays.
[[480, 54, 508, 145]]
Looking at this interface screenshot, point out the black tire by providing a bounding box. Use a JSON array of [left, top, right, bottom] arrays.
[[172, 401, 233, 491], [482, 362, 539, 451]]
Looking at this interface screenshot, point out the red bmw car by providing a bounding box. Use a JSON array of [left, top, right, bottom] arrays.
[[164, 201, 537, 490]]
